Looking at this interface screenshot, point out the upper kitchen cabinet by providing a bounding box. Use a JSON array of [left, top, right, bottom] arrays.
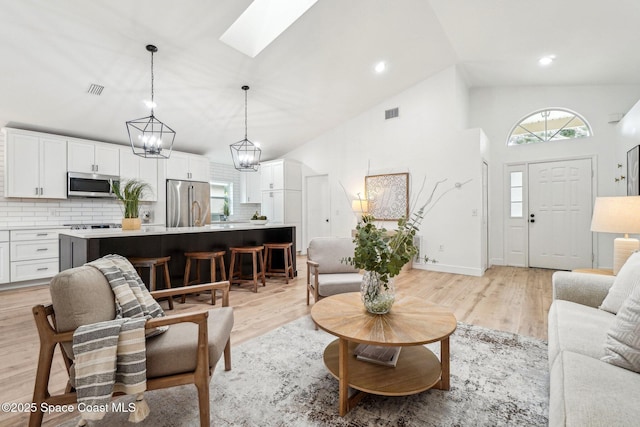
[[119, 148, 158, 201], [166, 151, 210, 181], [240, 171, 261, 203], [260, 159, 302, 191], [3, 128, 67, 199], [68, 140, 119, 175]]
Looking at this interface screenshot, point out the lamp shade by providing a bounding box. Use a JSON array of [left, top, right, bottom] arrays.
[[351, 199, 369, 213], [591, 196, 640, 234]]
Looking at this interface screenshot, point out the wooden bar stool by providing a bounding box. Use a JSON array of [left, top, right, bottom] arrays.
[[228, 246, 265, 293], [182, 250, 227, 304], [263, 242, 294, 284], [128, 256, 174, 309]]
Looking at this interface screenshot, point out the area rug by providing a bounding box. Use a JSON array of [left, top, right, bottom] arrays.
[[62, 316, 548, 426]]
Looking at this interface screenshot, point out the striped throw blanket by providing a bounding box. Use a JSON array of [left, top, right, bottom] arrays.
[[73, 255, 167, 424]]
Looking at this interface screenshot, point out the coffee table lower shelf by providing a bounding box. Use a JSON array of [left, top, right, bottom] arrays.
[[323, 339, 443, 399]]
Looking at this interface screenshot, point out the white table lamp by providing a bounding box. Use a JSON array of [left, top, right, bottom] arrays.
[[590, 196, 640, 274]]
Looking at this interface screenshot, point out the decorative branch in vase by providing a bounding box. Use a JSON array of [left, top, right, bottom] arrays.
[[343, 177, 470, 314]]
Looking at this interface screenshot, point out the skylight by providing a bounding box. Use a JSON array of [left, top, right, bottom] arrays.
[[220, 0, 318, 58]]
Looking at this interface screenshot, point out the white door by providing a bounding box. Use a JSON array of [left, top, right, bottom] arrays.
[[528, 158, 593, 270], [481, 161, 489, 272], [305, 175, 331, 250]]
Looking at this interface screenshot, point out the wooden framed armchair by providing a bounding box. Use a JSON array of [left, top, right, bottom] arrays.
[[30, 265, 233, 427], [306, 237, 363, 304]]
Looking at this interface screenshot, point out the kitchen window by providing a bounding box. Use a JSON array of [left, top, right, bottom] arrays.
[[211, 182, 232, 220]]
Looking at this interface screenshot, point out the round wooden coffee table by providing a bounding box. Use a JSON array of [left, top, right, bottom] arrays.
[[310, 292, 457, 416]]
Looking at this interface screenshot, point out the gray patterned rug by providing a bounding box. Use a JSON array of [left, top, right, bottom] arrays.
[[63, 316, 549, 426]]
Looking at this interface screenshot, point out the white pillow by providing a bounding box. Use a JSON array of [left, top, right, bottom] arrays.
[[600, 251, 640, 314], [602, 283, 640, 373]]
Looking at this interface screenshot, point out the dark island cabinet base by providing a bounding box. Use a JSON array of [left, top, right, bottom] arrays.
[[59, 226, 296, 289]]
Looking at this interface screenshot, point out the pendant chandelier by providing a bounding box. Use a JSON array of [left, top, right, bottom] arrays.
[[230, 85, 261, 172], [126, 44, 176, 159]]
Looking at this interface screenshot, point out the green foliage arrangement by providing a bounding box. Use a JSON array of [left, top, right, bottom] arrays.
[[342, 177, 465, 288], [112, 179, 149, 218], [344, 208, 427, 286]]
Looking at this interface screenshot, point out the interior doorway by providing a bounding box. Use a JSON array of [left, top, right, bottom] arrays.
[[482, 161, 489, 272], [505, 157, 593, 270], [305, 174, 331, 250]]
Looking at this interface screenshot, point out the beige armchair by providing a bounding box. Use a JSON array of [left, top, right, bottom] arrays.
[[30, 265, 233, 427], [306, 237, 363, 304]]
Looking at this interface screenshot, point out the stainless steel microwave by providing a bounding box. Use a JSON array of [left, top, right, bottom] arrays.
[[67, 172, 119, 198]]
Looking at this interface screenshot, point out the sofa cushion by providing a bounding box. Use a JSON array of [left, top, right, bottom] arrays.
[[600, 251, 640, 314], [314, 272, 363, 297], [602, 284, 640, 373], [549, 350, 640, 427], [548, 299, 616, 368], [308, 237, 360, 274]]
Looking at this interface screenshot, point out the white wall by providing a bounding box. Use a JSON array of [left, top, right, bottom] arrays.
[[470, 84, 640, 268], [286, 66, 486, 276], [618, 98, 640, 155]]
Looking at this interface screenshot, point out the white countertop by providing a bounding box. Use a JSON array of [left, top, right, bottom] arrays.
[[59, 223, 295, 239], [0, 225, 72, 231]]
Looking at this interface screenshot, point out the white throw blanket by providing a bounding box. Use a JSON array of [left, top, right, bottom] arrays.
[[72, 255, 166, 424]]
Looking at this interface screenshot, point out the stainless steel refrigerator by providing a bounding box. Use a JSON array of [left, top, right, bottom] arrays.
[[166, 179, 211, 227]]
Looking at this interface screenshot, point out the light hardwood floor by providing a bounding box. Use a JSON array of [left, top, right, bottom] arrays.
[[0, 259, 555, 426]]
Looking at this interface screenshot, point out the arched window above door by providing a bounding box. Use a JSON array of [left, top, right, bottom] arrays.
[[507, 108, 592, 146]]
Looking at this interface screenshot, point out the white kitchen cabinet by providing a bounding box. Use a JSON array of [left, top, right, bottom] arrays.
[[4, 129, 67, 199], [9, 229, 61, 282], [68, 140, 119, 175], [259, 159, 302, 247], [119, 148, 158, 201], [261, 190, 302, 246], [166, 152, 210, 181], [260, 159, 301, 191], [240, 171, 261, 203], [0, 231, 9, 284]]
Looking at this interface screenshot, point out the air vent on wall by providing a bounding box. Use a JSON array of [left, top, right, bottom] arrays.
[[87, 83, 105, 96], [385, 107, 399, 120]]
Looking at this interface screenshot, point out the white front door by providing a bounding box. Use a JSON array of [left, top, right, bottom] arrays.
[[305, 175, 331, 251], [528, 158, 593, 270]]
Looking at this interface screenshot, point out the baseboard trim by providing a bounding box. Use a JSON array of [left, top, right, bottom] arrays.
[[413, 263, 483, 277]]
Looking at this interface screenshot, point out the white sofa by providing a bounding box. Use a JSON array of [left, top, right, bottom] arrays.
[[549, 270, 640, 426]]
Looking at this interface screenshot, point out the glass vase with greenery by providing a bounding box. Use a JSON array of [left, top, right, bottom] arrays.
[[343, 178, 464, 314]]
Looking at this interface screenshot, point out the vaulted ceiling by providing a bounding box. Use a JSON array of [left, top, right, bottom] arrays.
[[1, 0, 639, 163]]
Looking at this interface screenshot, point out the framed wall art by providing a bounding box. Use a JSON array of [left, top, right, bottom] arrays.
[[365, 172, 409, 221], [628, 145, 640, 196]]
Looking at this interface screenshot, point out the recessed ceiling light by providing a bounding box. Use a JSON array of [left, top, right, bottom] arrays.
[[374, 61, 386, 73], [538, 55, 556, 66]]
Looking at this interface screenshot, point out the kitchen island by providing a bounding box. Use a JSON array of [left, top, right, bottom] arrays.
[[59, 224, 297, 287]]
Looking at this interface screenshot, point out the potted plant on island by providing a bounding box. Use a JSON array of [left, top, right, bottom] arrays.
[[112, 179, 150, 230]]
